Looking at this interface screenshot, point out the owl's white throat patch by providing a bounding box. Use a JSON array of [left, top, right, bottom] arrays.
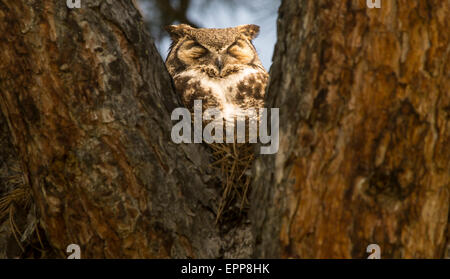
[[175, 67, 261, 117], [170, 100, 279, 155]]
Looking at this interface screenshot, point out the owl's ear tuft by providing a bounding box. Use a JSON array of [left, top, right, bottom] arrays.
[[238, 24, 260, 40], [165, 24, 192, 41]]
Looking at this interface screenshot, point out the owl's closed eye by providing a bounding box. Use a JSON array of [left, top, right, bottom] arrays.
[[178, 40, 207, 60], [227, 39, 254, 64]]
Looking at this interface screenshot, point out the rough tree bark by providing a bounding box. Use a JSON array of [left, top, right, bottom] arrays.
[[0, 0, 243, 258], [1, 0, 449, 259], [251, 0, 449, 258]]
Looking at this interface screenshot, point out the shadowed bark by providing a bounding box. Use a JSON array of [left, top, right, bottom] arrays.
[[251, 0, 449, 259], [0, 110, 26, 258]]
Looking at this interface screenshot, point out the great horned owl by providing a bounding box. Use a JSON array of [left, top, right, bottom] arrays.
[[165, 24, 268, 119]]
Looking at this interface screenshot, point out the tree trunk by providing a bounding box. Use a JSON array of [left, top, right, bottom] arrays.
[[0, 0, 234, 258], [251, 0, 449, 258]]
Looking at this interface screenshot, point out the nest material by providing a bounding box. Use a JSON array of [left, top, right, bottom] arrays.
[[0, 162, 53, 258], [205, 116, 259, 224], [209, 141, 255, 224]]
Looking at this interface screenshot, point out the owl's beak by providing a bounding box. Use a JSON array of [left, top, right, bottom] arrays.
[[215, 57, 224, 72]]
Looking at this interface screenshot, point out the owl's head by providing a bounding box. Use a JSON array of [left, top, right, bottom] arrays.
[[165, 24, 264, 78]]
